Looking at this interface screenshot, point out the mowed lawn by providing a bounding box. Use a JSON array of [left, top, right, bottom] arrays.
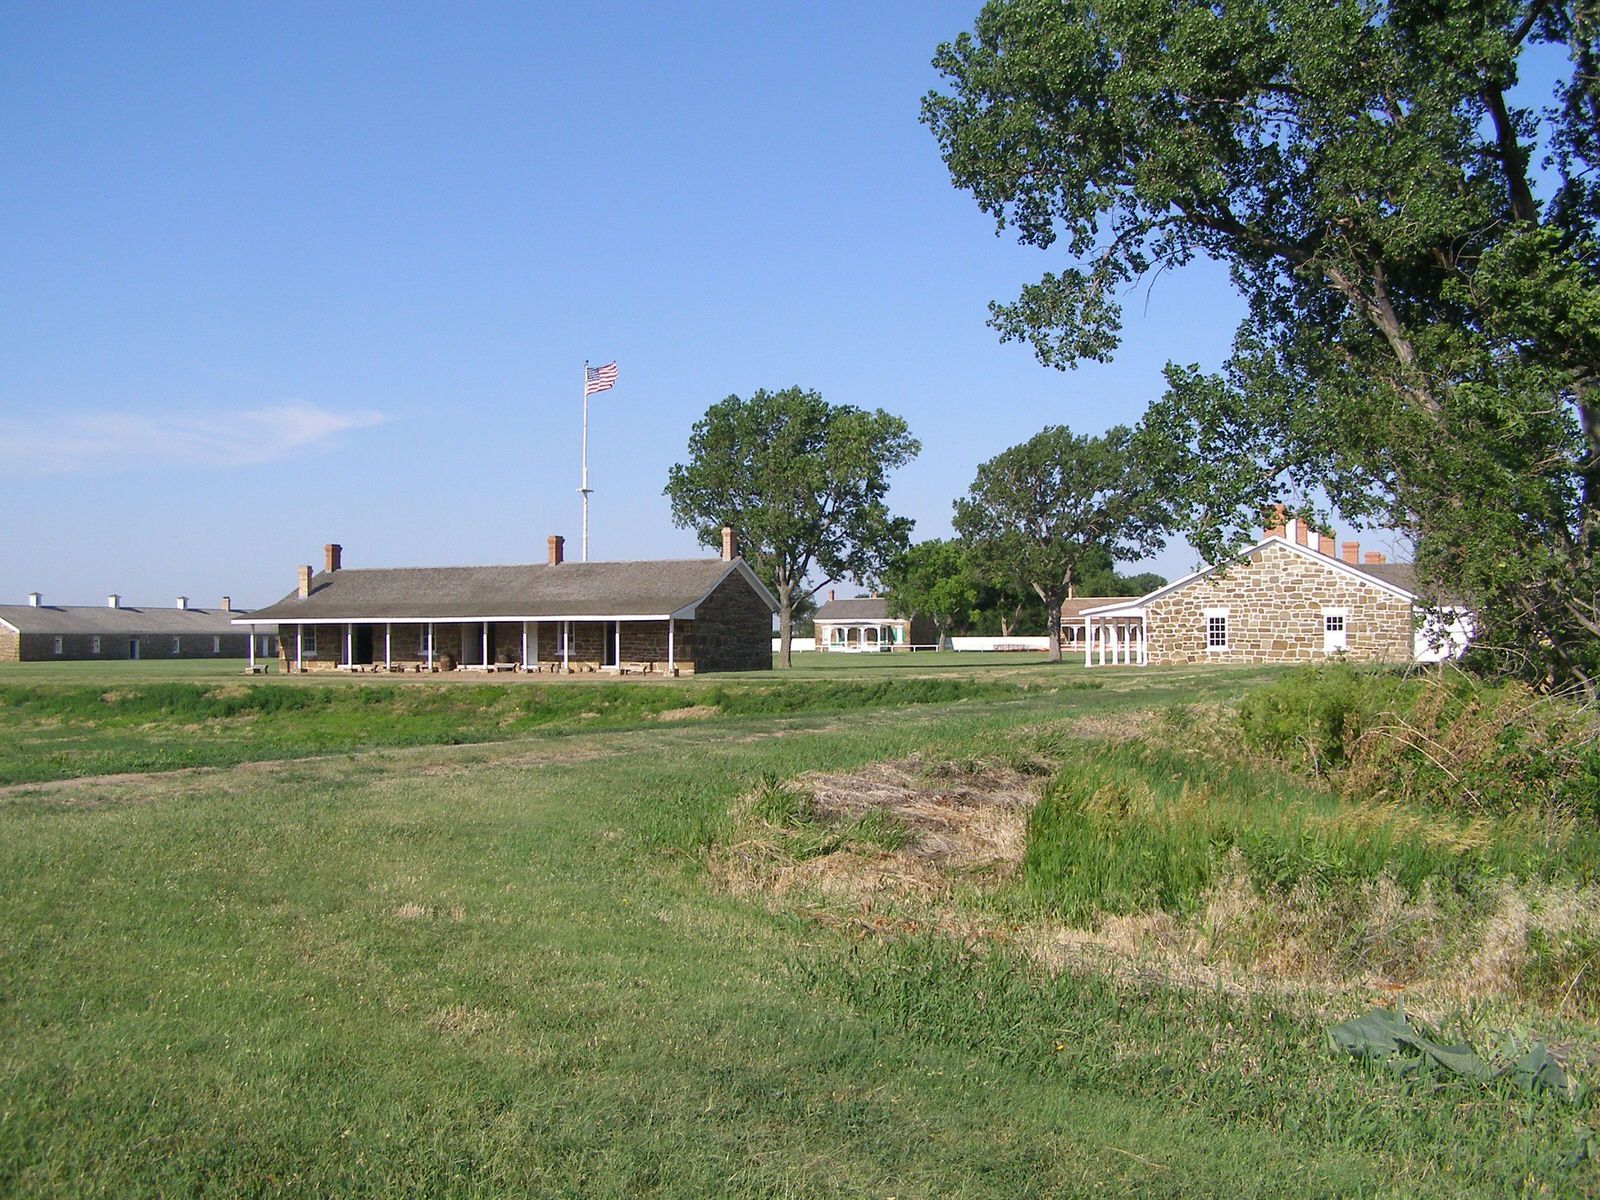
[[1, 659, 1590, 1196]]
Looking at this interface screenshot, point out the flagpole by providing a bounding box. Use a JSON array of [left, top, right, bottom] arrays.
[[579, 361, 592, 562]]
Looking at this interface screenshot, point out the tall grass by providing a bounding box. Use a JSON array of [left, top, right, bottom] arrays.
[[1235, 664, 1600, 818], [1021, 744, 1598, 926]]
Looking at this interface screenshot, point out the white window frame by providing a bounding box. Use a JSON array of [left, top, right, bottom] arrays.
[[1322, 608, 1349, 654], [91, 635, 101, 655], [417, 625, 431, 656], [53, 636, 63, 656], [1204, 607, 1230, 652], [212, 636, 222, 654], [304, 626, 318, 656], [171, 636, 181, 655]]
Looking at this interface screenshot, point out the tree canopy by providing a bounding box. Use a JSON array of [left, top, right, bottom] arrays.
[[664, 387, 920, 667], [883, 538, 981, 645], [926, 0, 1600, 689], [953, 424, 1167, 660]]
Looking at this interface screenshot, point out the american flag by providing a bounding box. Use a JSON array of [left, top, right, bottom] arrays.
[[585, 361, 619, 396]]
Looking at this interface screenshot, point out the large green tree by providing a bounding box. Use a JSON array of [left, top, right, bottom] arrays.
[[665, 388, 920, 667], [926, 0, 1600, 690], [953, 425, 1167, 661], [883, 538, 981, 647]]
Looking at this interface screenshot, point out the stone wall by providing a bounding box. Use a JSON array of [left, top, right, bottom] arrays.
[[1144, 540, 1413, 665], [689, 571, 773, 672], [0, 627, 17, 662], [16, 632, 264, 662]]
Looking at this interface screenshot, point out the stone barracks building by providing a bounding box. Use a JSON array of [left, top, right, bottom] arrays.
[[0, 593, 272, 662], [237, 530, 776, 675], [1074, 515, 1466, 667]]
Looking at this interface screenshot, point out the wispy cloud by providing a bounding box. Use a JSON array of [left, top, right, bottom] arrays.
[[0, 402, 388, 474]]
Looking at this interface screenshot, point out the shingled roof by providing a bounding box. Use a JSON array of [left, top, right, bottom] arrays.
[[242, 558, 775, 622], [815, 597, 896, 621], [0, 605, 249, 636]]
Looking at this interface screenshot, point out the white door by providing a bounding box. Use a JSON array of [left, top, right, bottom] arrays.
[[1323, 612, 1347, 653]]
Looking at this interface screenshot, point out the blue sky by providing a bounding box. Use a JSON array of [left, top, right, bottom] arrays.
[[2, 1, 1256, 608]]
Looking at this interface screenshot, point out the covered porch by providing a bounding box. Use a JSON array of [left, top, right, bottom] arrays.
[[249, 617, 695, 675], [1081, 606, 1147, 667], [818, 622, 906, 652]]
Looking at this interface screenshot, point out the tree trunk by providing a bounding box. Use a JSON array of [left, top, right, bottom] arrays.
[[777, 579, 793, 669], [1046, 592, 1064, 662]]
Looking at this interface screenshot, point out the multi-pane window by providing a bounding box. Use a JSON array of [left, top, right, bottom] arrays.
[[418, 625, 431, 655], [212, 636, 222, 654], [91, 636, 101, 654], [1206, 613, 1229, 650], [53, 636, 63, 656], [171, 637, 181, 655], [304, 627, 318, 655]]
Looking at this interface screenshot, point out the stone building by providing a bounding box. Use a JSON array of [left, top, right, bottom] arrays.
[[237, 530, 776, 675], [813, 593, 936, 651], [0, 594, 272, 662], [1075, 517, 1462, 666]]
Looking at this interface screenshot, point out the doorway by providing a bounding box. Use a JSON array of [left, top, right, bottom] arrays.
[[129, 639, 140, 660], [602, 622, 618, 667], [354, 626, 374, 665]]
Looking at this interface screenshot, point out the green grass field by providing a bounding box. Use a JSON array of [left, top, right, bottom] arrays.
[[2, 656, 1595, 1196]]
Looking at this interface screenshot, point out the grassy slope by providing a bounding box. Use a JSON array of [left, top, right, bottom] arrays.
[[2, 663, 1592, 1196]]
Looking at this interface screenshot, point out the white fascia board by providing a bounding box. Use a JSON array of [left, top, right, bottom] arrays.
[[0, 616, 19, 635], [247, 614, 676, 625], [1077, 602, 1147, 618]]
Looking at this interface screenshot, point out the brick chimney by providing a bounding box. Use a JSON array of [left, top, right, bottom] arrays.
[[1340, 541, 1360, 565], [219, 596, 231, 612], [828, 589, 836, 602], [297, 566, 312, 598], [1364, 551, 1387, 564], [175, 596, 189, 611], [1262, 503, 1287, 539], [324, 543, 342, 573], [26, 592, 41, 608], [721, 526, 736, 562], [547, 535, 565, 566], [107, 594, 120, 609], [1317, 533, 1337, 557], [1293, 519, 1309, 547]]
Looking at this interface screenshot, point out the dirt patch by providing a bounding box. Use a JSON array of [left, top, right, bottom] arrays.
[[657, 704, 719, 722], [714, 753, 1045, 906]]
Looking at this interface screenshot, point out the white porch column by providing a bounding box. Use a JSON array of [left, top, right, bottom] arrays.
[[562, 621, 571, 672], [1099, 623, 1108, 666], [521, 621, 528, 668], [667, 619, 675, 674], [531, 623, 540, 667], [481, 623, 490, 667], [426, 622, 434, 669], [614, 621, 621, 666], [1139, 616, 1149, 665], [345, 623, 353, 666], [385, 623, 392, 670], [248, 631, 256, 670], [1084, 617, 1093, 667], [296, 626, 303, 672]]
